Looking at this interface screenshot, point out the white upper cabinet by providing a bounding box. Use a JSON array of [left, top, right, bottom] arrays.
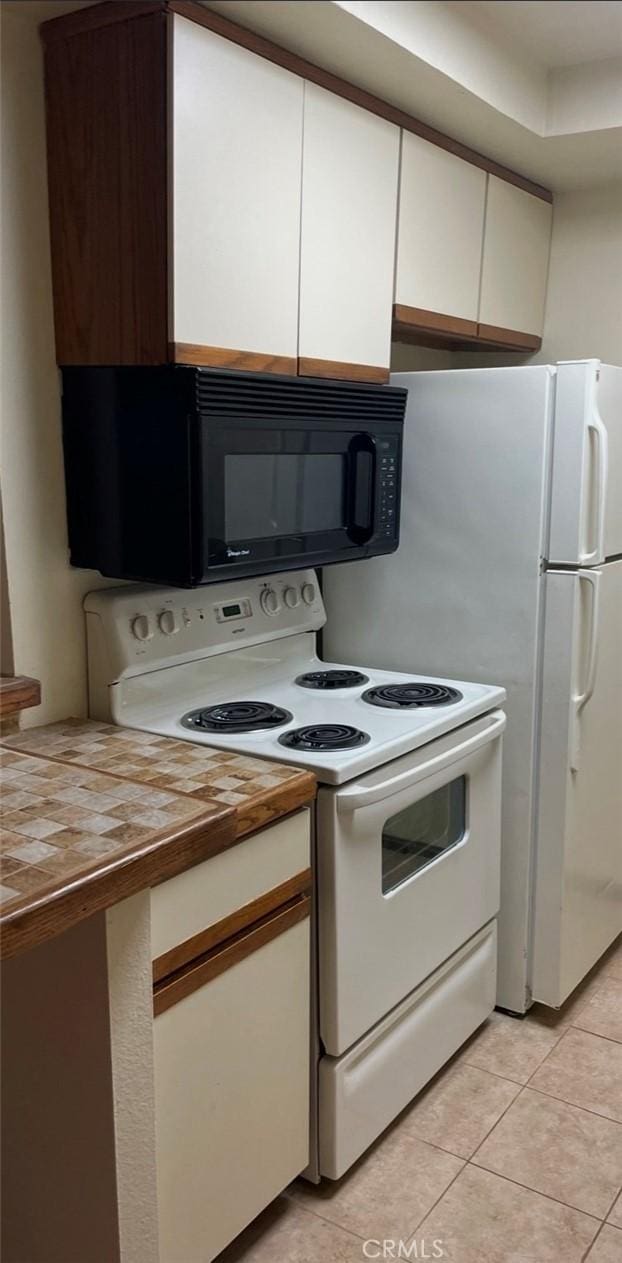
[[396, 133, 487, 325], [298, 84, 400, 376], [479, 176, 553, 336], [171, 16, 303, 363]]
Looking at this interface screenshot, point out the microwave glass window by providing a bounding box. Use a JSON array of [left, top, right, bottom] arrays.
[[381, 777, 466, 895], [225, 453, 345, 541]]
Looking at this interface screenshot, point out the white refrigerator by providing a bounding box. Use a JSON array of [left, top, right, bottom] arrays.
[[323, 360, 622, 1014]]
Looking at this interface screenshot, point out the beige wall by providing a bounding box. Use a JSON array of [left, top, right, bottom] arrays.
[[536, 181, 622, 366], [396, 181, 622, 374], [0, 6, 117, 727]]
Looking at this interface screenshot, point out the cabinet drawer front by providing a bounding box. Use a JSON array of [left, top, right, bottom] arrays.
[[320, 921, 496, 1178], [154, 916, 310, 1262], [396, 132, 486, 323], [150, 809, 310, 963]]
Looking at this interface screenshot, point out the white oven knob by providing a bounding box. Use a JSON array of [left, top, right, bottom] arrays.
[[301, 582, 316, 606], [130, 614, 153, 642], [283, 586, 300, 609], [158, 609, 179, 636], [260, 587, 281, 616]]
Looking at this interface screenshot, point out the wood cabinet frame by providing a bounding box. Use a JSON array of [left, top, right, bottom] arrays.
[[41, 0, 551, 372]]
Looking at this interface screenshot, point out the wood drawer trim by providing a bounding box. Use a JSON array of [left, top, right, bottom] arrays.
[[476, 323, 542, 351], [172, 342, 298, 375], [393, 304, 479, 341], [152, 867, 312, 983], [0, 676, 41, 717], [392, 306, 542, 353], [41, 2, 553, 204], [153, 892, 311, 1015], [298, 357, 389, 384]]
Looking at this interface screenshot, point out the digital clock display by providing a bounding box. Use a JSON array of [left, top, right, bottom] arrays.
[[223, 603, 241, 618]]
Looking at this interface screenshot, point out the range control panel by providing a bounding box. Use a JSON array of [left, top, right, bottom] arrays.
[[84, 569, 326, 683]]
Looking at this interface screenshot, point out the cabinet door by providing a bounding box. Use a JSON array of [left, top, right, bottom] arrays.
[[479, 176, 552, 339], [395, 133, 486, 329], [154, 911, 310, 1263], [298, 83, 400, 381], [171, 15, 303, 372]]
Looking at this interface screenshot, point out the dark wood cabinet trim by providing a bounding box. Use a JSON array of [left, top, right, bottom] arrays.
[[43, 9, 169, 366], [153, 893, 311, 1015], [392, 305, 542, 353], [0, 676, 41, 717], [41, 0, 552, 205], [393, 304, 479, 341], [476, 323, 542, 351], [40, 2, 166, 42], [167, 2, 552, 204], [298, 356, 389, 384], [172, 342, 298, 375], [152, 867, 312, 983]]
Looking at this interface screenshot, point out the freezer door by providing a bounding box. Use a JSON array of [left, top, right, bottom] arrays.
[[549, 361, 622, 565], [532, 560, 622, 1007]]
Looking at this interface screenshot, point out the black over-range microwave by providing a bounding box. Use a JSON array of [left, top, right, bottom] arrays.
[[61, 367, 407, 587]]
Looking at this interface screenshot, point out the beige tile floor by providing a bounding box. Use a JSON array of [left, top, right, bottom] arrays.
[[218, 934, 622, 1262]]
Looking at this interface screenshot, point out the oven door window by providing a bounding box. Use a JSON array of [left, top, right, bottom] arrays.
[[381, 776, 466, 895]]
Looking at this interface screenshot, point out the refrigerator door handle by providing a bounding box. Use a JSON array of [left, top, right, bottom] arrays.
[[579, 409, 608, 565], [571, 569, 601, 771]]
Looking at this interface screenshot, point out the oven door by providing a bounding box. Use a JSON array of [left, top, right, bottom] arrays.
[[317, 710, 505, 1056], [196, 418, 385, 579]]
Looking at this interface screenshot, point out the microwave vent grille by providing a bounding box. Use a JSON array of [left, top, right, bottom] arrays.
[[194, 371, 407, 423]]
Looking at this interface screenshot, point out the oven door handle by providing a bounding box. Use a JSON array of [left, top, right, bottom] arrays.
[[336, 711, 506, 813]]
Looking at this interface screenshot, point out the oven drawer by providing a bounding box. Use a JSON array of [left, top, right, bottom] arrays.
[[318, 711, 504, 1054], [150, 809, 310, 977], [319, 920, 497, 1179]]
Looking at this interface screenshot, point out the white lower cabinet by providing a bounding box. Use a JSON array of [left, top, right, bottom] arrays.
[[152, 814, 311, 1262], [154, 916, 310, 1262]]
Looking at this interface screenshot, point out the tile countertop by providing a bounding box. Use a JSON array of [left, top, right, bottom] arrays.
[[0, 720, 316, 960]]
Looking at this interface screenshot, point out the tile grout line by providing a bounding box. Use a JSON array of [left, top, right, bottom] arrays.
[[524, 1082, 622, 1127], [462, 1163, 604, 1226], [602, 1184, 622, 1223], [281, 1194, 371, 1245], [570, 1019, 622, 1047], [403, 1157, 468, 1245], [468, 1151, 619, 1223], [580, 1219, 610, 1262]]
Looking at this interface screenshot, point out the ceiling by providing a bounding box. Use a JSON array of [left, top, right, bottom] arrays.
[[458, 1, 622, 69]]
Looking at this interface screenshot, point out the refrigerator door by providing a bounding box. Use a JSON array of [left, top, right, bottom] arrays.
[[549, 361, 622, 565], [323, 365, 555, 1013], [532, 559, 622, 1007]]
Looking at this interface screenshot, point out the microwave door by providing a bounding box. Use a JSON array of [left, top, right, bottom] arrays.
[[199, 421, 384, 579]]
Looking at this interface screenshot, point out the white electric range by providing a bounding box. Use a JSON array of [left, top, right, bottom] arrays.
[[85, 568, 506, 1180]]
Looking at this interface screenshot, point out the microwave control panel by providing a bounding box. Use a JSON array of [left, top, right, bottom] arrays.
[[376, 440, 399, 541]]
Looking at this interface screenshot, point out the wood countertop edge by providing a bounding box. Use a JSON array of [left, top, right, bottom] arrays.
[[0, 805, 235, 961], [0, 676, 41, 717], [0, 742, 317, 959], [233, 771, 317, 838]]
